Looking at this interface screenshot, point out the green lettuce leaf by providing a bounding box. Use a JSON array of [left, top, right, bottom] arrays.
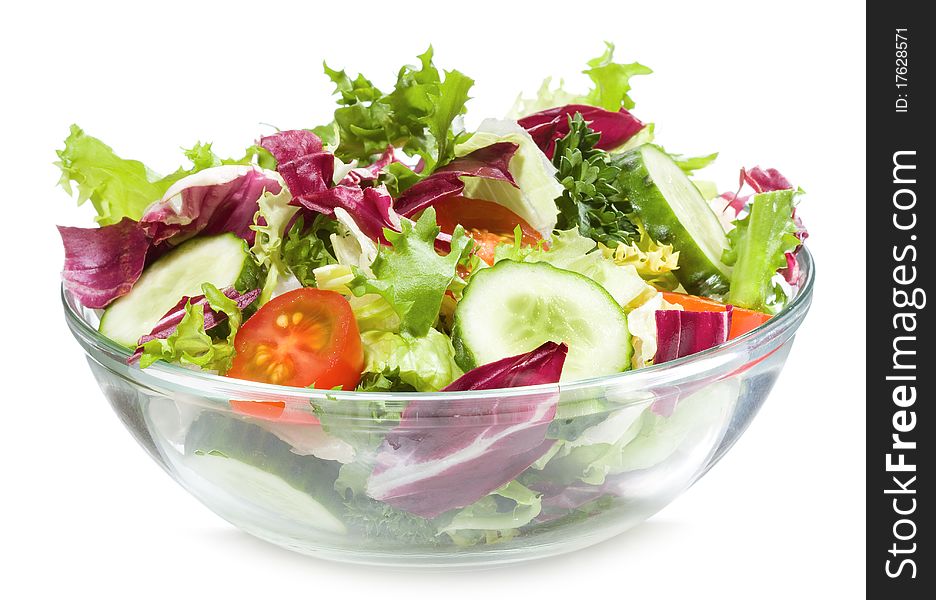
[[723, 189, 801, 312], [138, 283, 245, 372], [341, 494, 444, 546], [323, 48, 473, 171], [350, 208, 472, 337], [312, 392, 406, 455], [582, 42, 653, 111], [282, 214, 339, 288], [599, 219, 681, 291], [360, 329, 462, 391], [668, 150, 719, 176], [313, 264, 401, 333], [511, 42, 651, 116], [355, 369, 418, 393], [56, 124, 172, 225], [530, 380, 737, 487], [439, 481, 542, 545], [57, 124, 265, 225], [428, 69, 474, 168], [251, 186, 299, 302]]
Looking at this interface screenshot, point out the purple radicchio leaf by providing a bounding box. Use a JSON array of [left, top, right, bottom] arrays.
[[720, 166, 795, 214], [654, 308, 732, 365], [259, 129, 323, 163], [392, 142, 519, 218], [721, 166, 806, 286], [128, 287, 260, 364], [57, 217, 150, 309], [295, 185, 402, 244], [260, 131, 404, 245], [518, 104, 644, 159], [365, 341, 568, 518], [742, 166, 793, 194], [259, 130, 333, 197], [140, 166, 282, 247]]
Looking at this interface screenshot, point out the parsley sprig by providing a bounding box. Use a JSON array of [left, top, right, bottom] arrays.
[[553, 113, 638, 247]]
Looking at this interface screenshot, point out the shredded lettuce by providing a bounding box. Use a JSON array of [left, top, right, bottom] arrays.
[[360, 329, 462, 391]]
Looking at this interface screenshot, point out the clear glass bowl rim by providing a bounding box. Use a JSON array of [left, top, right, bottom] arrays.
[[63, 248, 814, 404]]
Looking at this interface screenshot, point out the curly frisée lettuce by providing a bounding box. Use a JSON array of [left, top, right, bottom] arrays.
[[600, 221, 680, 290], [512, 42, 651, 117], [57, 125, 266, 226], [322, 47, 473, 171], [350, 208, 472, 337]]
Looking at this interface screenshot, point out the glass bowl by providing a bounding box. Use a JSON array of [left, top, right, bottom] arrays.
[[63, 250, 814, 567]]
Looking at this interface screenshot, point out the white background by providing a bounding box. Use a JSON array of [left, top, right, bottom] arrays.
[[2, 1, 865, 597]]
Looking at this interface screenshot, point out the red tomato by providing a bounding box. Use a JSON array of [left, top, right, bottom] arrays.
[[434, 196, 542, 265], [227, 289, 364, 390], [662, 292, 772, 340]]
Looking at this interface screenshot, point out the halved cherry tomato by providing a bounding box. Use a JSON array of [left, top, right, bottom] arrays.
[[434, 196, 542, 265], [227, 289, 364, 390], [662, 292, 771, 340]]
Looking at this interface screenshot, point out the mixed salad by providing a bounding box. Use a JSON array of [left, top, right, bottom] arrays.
[[58, 45, 807, 546]]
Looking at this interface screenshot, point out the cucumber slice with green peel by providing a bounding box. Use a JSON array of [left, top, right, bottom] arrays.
[[100, 234, 261, 347], [185, 413, 347, 534], [616, 144, 732, 296], [453, 260, 631, 382]]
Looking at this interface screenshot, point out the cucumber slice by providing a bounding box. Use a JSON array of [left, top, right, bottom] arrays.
[[100, 234, 261, 347], [453, 260, 631, 382], [616, 144, 731, 296], [185, 413, 347, 534]]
